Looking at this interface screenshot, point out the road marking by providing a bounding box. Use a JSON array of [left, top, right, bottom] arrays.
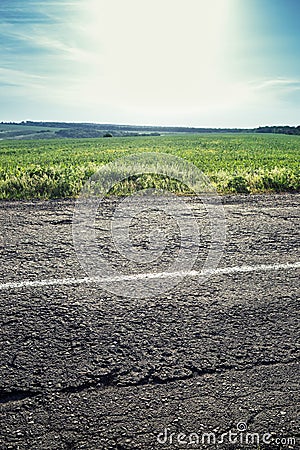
[[0, 261, 299, 291]]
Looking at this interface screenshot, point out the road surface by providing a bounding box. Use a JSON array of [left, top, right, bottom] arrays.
[[0, 194, 299, 449]]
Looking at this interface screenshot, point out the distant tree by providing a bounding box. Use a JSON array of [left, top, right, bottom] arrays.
[[103, 132, 113, 138], [255, 125, 300, 136]]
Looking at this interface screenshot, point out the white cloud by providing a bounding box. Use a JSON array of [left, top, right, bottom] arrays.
[[245, 77, 300, 108], [0, 67, 46, 87], [253, 78, 300, 91]]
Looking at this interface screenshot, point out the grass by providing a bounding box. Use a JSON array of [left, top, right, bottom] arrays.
[[0, 133, 299, 199]]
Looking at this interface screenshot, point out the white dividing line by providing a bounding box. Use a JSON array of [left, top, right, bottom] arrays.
[[0, 261, 299, 291]]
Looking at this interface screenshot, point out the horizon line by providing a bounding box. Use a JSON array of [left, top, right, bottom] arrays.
[[1, 120, 300, 129]]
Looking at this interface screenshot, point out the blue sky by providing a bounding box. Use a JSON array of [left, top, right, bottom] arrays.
[[0, 0, 299, 126]]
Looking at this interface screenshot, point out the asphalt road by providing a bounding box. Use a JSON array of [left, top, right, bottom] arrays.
[[0, 194, 299, 449]]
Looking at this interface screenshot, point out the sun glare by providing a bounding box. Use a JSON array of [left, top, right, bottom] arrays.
[[73, 0, 234, 112]]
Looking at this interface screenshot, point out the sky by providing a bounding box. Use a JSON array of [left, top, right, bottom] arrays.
[[0, 0, 299, 127]]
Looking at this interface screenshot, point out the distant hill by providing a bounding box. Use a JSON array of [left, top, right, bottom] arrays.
[[0, 121, 299, 140]]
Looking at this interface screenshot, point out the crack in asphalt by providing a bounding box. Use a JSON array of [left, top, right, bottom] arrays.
[[0, 389, 41, 404], [3, 360, 297, 406], [51, 362, 290, 395], [61, 371, 116, 393], [116, 359, 299, 388], [47, 219, 72, 225]]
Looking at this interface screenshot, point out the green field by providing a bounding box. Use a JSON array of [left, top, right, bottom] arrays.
[[0, 133, 299, 199]]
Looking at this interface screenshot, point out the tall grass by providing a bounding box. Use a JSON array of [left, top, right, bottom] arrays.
[[0, 134, 299, 199]]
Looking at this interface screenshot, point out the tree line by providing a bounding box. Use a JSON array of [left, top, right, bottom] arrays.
[[1, 121, 300, 137]]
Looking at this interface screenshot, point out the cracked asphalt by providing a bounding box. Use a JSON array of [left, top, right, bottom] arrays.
[[0, 194, 299, 449]]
